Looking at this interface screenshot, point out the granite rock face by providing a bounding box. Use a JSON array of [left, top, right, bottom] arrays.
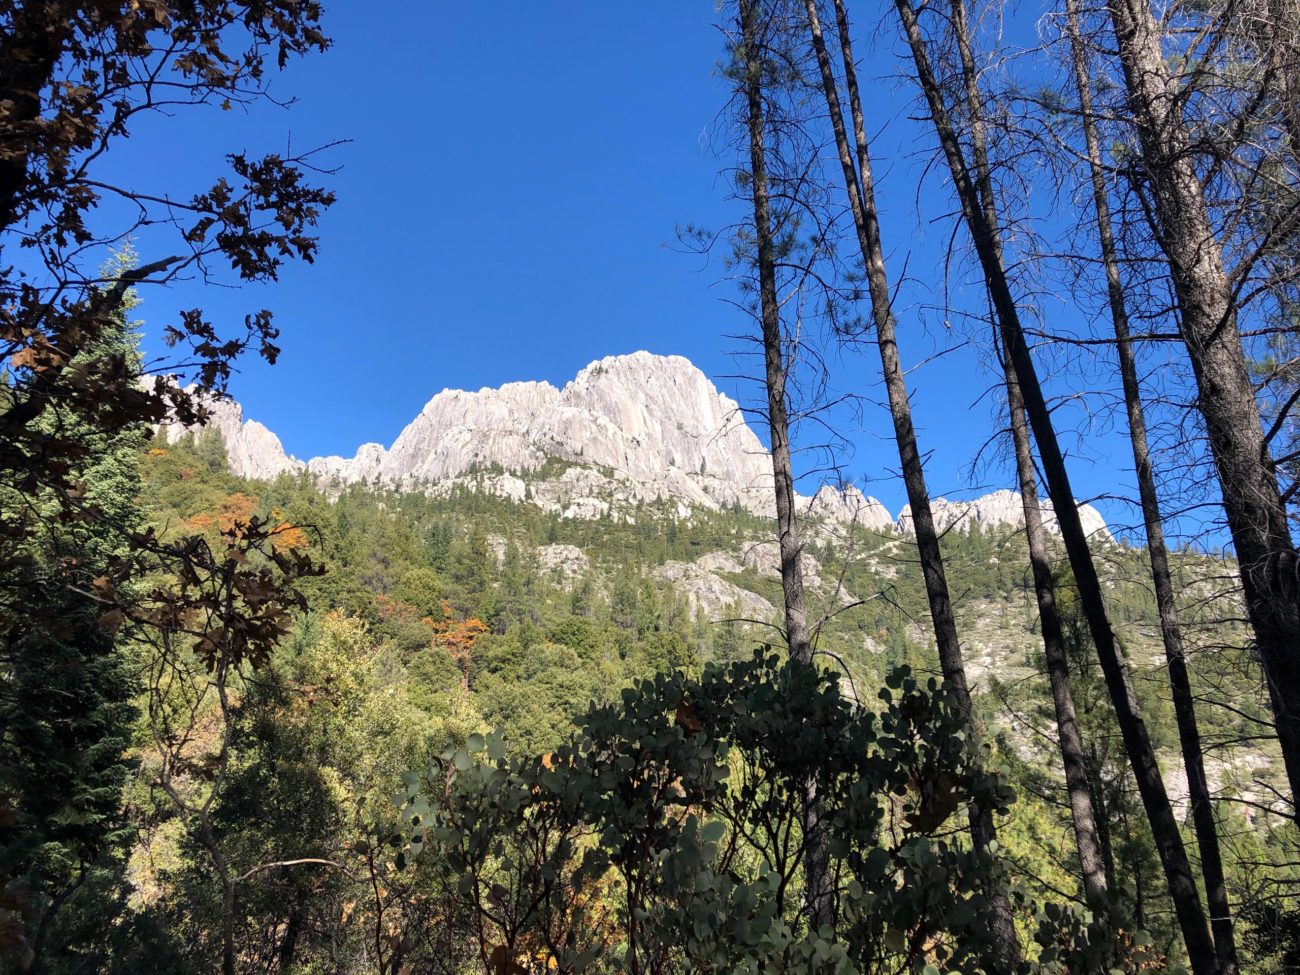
[[159, 353, 1108, 539], [894, 488, 1109, 540], [536, 544, 592, 580], [305, 353, 777, 514], [653, 560, 776, 622], [807, 485, 894, 532], [158, 394, 304, 480]]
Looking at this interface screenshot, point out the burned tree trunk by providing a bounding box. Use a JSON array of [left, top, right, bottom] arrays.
[[736, 0, 833, 930], [1064, 2, 1238, 967], [1105, 0, 1300, 818], [1002, 335, 1111, 910], [800, 0, 1020, 962], [890, 0, 1220, 970]]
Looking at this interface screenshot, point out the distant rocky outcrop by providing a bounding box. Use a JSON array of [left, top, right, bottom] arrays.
[[653, 560, 776, 622], [157, 352, 1108, 540], [305, 353, 777, 514], [806, 485, 894, 533], [536, 544, 591, 580], [157, 394, 304, 481], [894, 488, 1109, 540]]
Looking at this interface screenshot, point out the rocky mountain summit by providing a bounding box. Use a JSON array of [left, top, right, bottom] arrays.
[[160, 351, 1107, 537], [306, 353, 776, 516]]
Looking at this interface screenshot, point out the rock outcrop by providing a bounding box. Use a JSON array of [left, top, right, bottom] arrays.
[[306, 353, 776, 514], [653, 561, 776, 622], [807, 485, 894, 532], [158, 352, 1109, 539], [536, 544, 592, 580], [158, 395, 303, 480], [894, 488, 1109, 540]]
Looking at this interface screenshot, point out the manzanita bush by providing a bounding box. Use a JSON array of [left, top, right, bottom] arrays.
[[395, 652, 1161, 975]]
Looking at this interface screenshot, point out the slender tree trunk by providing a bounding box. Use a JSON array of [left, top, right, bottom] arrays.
[[800, 1, 1020, 963], [1253, 0, 1300, 206], [890, 3, 1219, 971], [949, 15, 1108, 911], [1105, 0, 1300, 815], [1001, 335, 1111, 909], [1088, 756, 1119, 893], [279, 887, 307, 972], [737, 0, 833, 930], [1064, 3, 1238, 968], [28, 871, 86, 975], [222, 878, 236, 975]]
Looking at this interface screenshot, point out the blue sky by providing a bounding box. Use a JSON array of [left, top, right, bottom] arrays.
[[101, 2, 1186, 540]]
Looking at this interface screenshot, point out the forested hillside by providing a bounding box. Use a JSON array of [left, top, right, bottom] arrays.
[[18, 427, 1264, 973], [3, 0, 1298, 973]]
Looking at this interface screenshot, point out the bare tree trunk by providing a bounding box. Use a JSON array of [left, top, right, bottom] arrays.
[[1064, 3, 1239, 968], [890, 2, 1220, 971], [800, 1, 1020, 963], [947, 13, 1108, 910], [221, 870, 236, 975], [1105, 0, 1300, 816], [1001, 334, 1111, 910], [737, 0, 833, 931]]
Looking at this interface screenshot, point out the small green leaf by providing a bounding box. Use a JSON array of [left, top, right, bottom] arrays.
[[700, 819, 727, 844]]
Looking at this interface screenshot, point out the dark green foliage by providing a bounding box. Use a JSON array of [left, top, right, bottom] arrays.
[[0, 292, 145, 969], [0, 589, 137, 971], [400, 655, 1155, 973]]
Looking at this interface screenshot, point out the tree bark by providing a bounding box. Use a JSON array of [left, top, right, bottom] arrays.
[[1105, 0, 1300, 817], [1001, 335, 1111, 910], [890, 2, 1219, 971], [1064, 3, 1238, 968], [801, 1, 1020, 964], [737, 0, 833, 931]]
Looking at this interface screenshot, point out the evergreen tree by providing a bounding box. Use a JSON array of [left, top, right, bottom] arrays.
[[0, 271, 146, 969]]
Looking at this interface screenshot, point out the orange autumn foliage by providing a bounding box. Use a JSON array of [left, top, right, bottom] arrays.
[[375, 593, 428, 625], [268, 507, 308, 551], [271, 524, 308, 551], [186, 496, 307, 551], [428, 600, 487, 690], [186, 493, 259, 535]]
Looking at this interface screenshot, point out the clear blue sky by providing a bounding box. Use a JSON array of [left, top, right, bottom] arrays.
[[103, 2, 1184, 541]]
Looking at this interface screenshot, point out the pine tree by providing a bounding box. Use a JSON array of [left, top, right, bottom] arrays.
[[0, 267, 146, 968]]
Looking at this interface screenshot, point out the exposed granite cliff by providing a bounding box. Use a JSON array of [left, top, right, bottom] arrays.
[[158, 352, 1106, 538], [158, 395, 304, 481]]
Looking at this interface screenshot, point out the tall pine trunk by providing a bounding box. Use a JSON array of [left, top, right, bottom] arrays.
[[1105, 0, 1300, 815], [1001, 335, 1111, 909], [800, 1, 1021, 962], [1064, 2, 1238, 967], [890, 1, 1219, 970], [737, 0, 833, 930]]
